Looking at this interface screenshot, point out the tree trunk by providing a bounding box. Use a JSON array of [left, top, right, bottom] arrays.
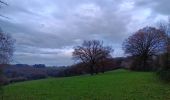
[[0, 64, 5, 99], [95, 66, 98, 74], [165, 52, 170, 70], [90, 65, 94, 75], [142, 56, 148, 71], [102, 66, 105, 73]]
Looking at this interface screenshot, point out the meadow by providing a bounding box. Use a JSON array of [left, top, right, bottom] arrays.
[[2, 69, 170, 100]]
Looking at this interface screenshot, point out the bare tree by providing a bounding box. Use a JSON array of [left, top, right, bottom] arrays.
[[0, 29, 14, 98], [158, 18, 170, 70], [72, 40, 113, 75], [0, 30, 14, 64], [123, 26, 166, 71], [0, 29, 14, 89], [0, 1, 9, 98], [0, 1, 11, 64], [0, 0, 8, 18]]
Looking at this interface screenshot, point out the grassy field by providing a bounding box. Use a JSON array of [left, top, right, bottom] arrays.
[[2, 69, 170, 100]]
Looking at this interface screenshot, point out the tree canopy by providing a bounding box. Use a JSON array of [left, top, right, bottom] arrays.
[[73, 40, 113, 75]]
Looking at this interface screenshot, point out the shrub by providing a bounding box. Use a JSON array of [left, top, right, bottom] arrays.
[[157, 53, 170, 82], [157, 69, 170, 82], [9, 77, 27, 83]]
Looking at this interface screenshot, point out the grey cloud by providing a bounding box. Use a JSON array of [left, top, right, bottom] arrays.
[[135, 0, 170, 15], [0, 0, 168, 65], [14, 53, 73, 66]]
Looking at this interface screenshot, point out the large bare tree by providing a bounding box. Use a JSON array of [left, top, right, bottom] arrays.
[[123, 26, 166, 71], [72, 40, 113, 75], [0, 0, 9, 97]]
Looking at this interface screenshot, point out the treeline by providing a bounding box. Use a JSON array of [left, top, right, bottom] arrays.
[[1, 64, 67, 84], [1, 22, 169, 84], [58, 58, 121, 77], [1, 57, 124, 85], [0, 6, 169, 84], [70, 19, 170, 81]]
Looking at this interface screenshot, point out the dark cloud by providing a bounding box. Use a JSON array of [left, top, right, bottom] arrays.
[[135, 0, 170, 15]]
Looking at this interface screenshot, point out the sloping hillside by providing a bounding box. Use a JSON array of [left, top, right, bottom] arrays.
[[2, 69, 170, 100]]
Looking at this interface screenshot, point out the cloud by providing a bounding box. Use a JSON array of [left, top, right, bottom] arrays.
[[14, 45, 74, 66], [134, 0, 170, 15], [0, 0, 169, 65]]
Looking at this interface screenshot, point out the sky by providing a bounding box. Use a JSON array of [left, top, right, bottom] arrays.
[[0, 0, 169, 66]]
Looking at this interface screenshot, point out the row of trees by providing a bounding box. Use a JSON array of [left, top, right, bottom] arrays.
[[0, 0, 169, 82], [72, 19, 170, 81], [1, 22, 169, 80]]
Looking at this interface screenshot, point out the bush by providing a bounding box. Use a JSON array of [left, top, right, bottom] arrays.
[[27, 72, 47, 80], [157, 53, 170, 82], [9, 77, 27, 83], [129, 57, 151, 71], [157, 69, 170, 82], [0, 70, 3, 97]]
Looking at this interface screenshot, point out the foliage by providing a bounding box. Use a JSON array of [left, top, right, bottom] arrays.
[[123, 26, 166, 71], [157, 46, 170, 82], [157, 69, 170, 82], [157, 18, 170, 82], [3, 65, 67, 83], [58, 59, 119, 77], [73, 40, 113, 75], [0, 30, 14, 64]]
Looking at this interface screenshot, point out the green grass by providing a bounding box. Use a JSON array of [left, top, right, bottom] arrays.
[[2, 69, 170, 100]]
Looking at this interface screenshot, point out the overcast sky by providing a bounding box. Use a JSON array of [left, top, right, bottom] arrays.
[[0, 0, 169, 66]]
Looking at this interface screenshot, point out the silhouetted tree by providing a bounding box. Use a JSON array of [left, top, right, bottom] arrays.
[[157, 18, 170, 82], [158, 19, 170, 69], [73, 40, 113, 75], [0, 30, 14, 64], [0, 0, 10, 64], [123, 26, 166, 71], [0, 1, 9, 98], [0, 29, 14, 99]]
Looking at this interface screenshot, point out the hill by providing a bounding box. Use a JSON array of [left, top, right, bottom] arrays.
[[2, 69, 170, 100]]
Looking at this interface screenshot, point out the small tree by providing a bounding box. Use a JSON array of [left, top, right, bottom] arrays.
[[0, 29, 14, 98], [123, 26, 166, 71], [0, 0, 9, 98], [0, 29, 14, 64], [72, 40, 113, 75], [159, 19, 170, 69]]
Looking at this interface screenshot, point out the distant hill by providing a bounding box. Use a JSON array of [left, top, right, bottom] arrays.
[[2, 59, 123, 84], [2, 64, 67, 84]]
